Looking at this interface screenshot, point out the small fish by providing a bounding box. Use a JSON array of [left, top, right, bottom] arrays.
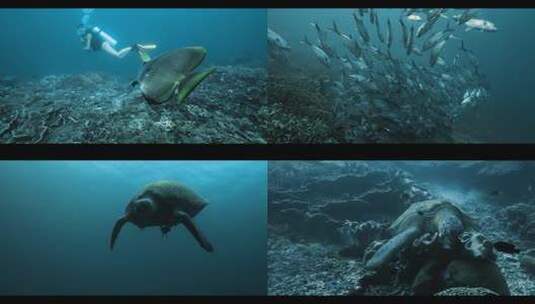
[[369, 8, 376, 25], [353, 12, 370, 43], [386, 18, 393, 49], [454, 9, 478, 25], [311, 45, 331, 67], [267, 28, 291, 51], [407, 14, 422, 22], [406, 25, 414, 55], [329, 20, 352, 41], [346, 38, 362, 58], [494, 241, 521, 254], [429, 39, 447, 67], [465, 18, 498, 32], [422, 24, 455, 52], [399, 18, 408, 48], [375, 18, 384, 43], [310, 21, 328, 44], [416, 14, 440, 38]]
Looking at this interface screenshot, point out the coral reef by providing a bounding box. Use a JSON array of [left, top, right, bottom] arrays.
[[434, 287, 499, 296], [262, 73, 336, 143], [0, 66, 266, 143], [267, 161, 535, 296]]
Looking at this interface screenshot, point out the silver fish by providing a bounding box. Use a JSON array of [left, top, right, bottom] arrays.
[[353, 12, 370, 43], [386, 18, 393, 49], [430, 39, 447, 67], [406, 25, 414, 56], [330, 20, 352, 41], [399, 18, 408, 48], [422, 25, 455, 52], [416, 14, 440, 38], [375, 18, 385, 43]]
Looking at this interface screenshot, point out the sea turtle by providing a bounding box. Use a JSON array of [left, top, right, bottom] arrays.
[[110, 180, 214, 252], [131, 46, 215, 105], [365, 199, 476, 270], [362, 199, 510, 295]]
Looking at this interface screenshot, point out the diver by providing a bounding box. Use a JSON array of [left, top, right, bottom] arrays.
[[77, 24, 156, 62]]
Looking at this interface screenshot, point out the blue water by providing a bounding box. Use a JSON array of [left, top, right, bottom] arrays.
[[268, 9, 535, 142], [0, 161, 267, 295], [0, 9, 266, 79]]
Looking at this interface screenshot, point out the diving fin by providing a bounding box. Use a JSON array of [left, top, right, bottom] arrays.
[[176, 68, 216, 104], [137, 50, 151, 63], [133, 43, 157, 63], [175, 210, 214, 252]]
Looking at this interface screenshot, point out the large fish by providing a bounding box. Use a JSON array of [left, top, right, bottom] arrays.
[[131, 47, 215, 104]]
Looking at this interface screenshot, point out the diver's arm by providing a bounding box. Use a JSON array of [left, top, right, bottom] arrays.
[[101, 41, 132, 59]]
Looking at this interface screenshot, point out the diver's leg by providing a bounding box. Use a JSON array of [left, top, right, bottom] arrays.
[[101, 42, 132, 59]]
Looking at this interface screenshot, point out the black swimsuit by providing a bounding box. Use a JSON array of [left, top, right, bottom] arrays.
[[87, 31, 104, 51]]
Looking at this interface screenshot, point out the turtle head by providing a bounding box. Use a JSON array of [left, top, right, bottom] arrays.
[[436, 207, 464, 250], [126, 198, 155, 228], [109, 198, 156, 250]]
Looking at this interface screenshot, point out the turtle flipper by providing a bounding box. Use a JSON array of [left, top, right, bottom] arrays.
[[161, 226, 171, 239], [176, 68, 216, 104], [175, 211, 214, 252], [110, 216, 129, 250], [365, 225, 421, 270]]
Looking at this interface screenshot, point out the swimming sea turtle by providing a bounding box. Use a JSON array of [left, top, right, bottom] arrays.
[[110, 180, 214, 252], [365, 199, 476, 270], [131, 46, 215, 105]]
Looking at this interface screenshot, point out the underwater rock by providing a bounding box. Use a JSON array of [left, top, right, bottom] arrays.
[[268, 234, 362, 295], [434, 287, 499, 296], [497, 203, 535, 243], [441, 259, 510, 295], [520, 249, 535, 275], [0, 66, 266, 143]]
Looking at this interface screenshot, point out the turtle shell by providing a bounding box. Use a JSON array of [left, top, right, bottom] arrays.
[[135, 180, 208, 217], [390, 199, 476, 235]]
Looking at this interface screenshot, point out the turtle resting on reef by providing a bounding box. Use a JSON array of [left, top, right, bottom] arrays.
[[366, 199, 475, 270], [131, 46, 215, 105], [110, 180, 214, 252], [360, 199, 510, 295]]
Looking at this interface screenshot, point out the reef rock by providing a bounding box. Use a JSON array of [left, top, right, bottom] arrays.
[[435, 287, 499, 296]]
